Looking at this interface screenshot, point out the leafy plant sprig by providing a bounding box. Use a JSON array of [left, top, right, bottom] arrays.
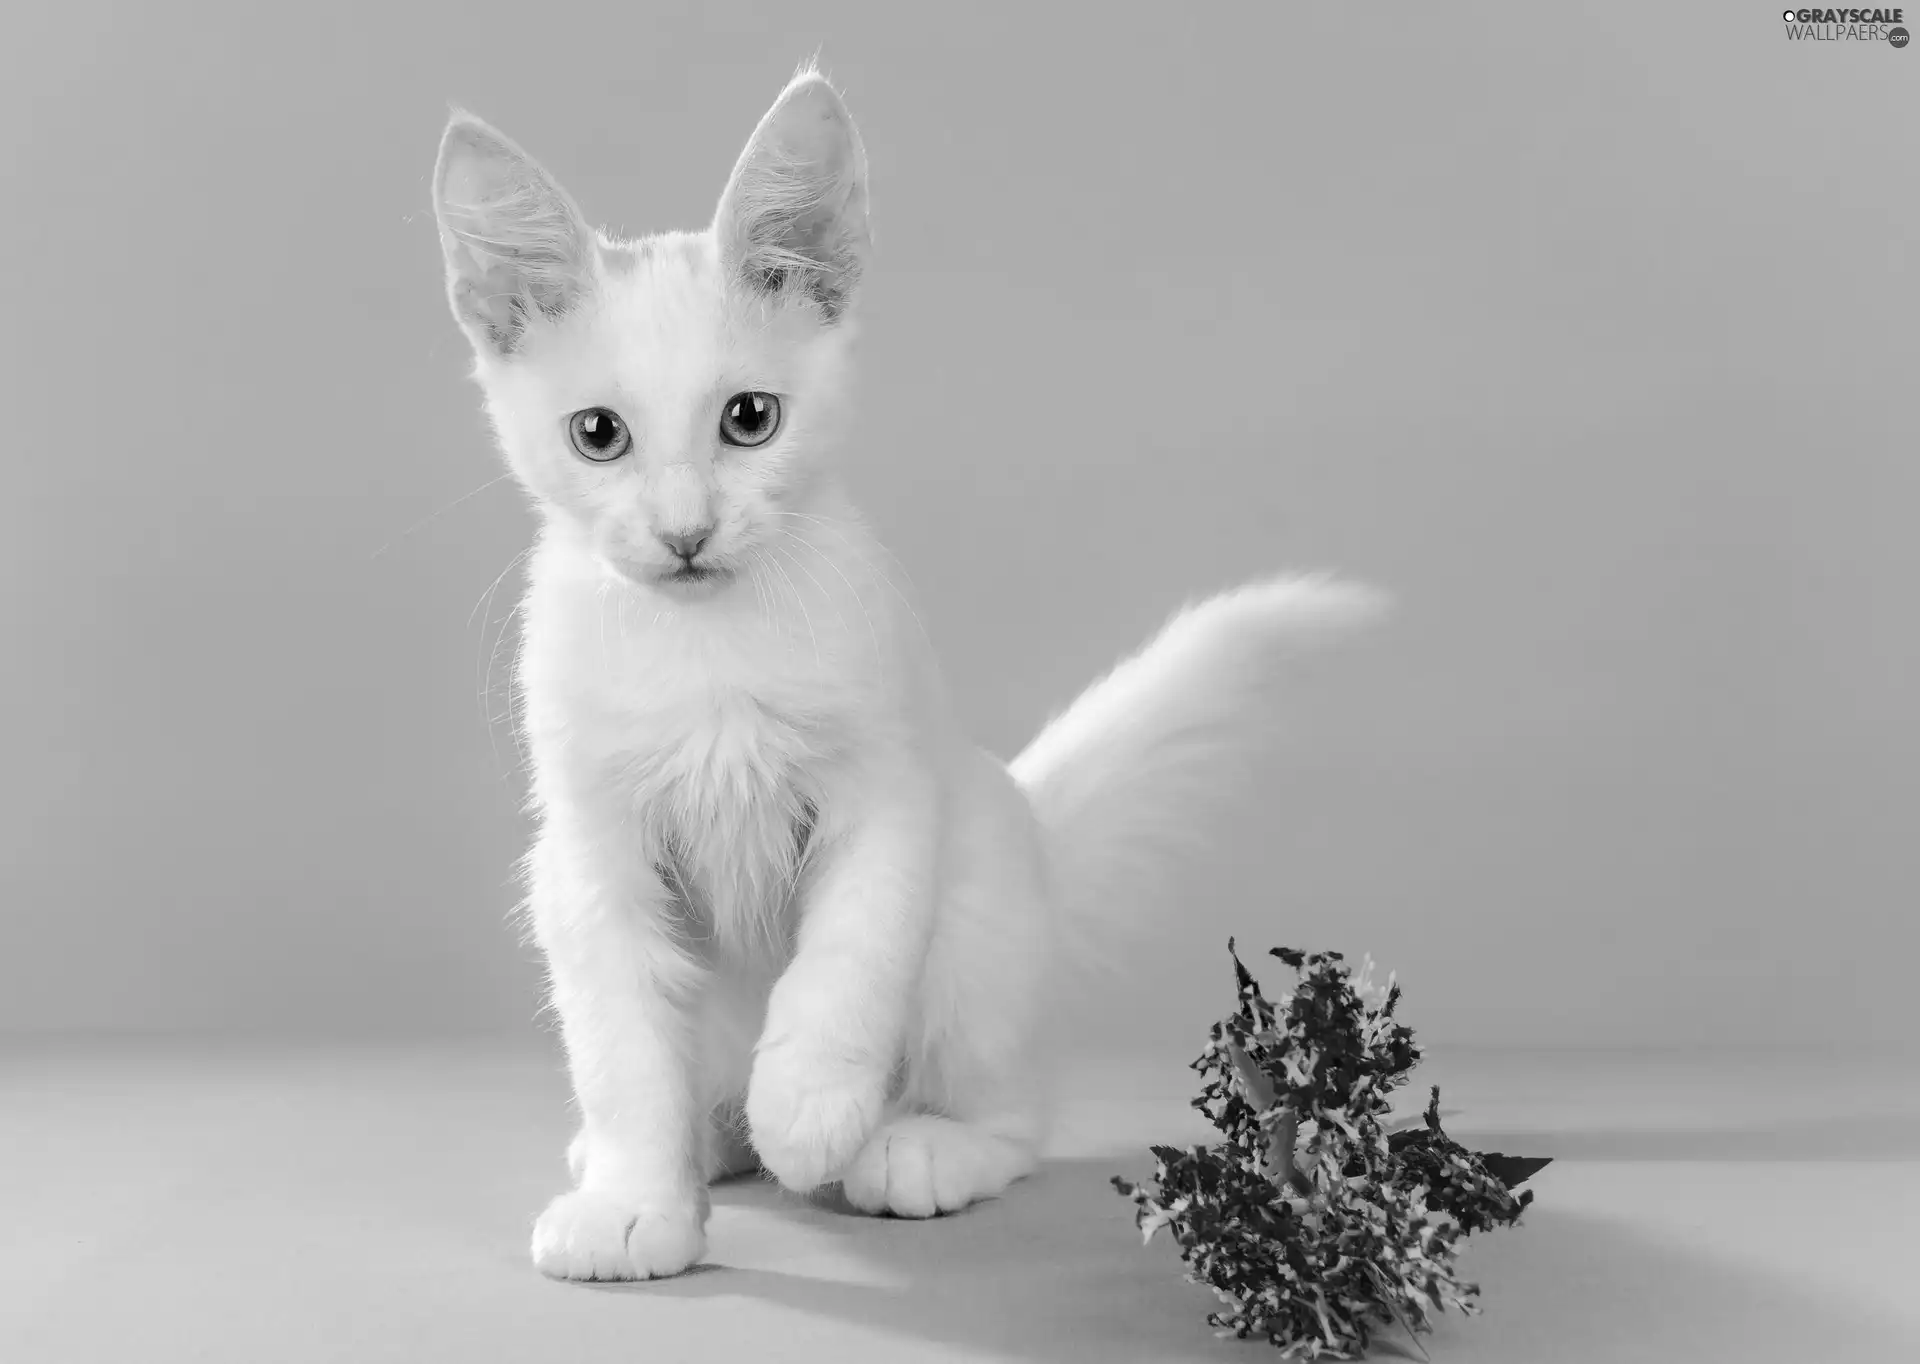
[[1113, 943, 1545, 1360]]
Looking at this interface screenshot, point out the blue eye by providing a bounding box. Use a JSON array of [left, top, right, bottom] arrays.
[[568, 408, 630, 461], [719, 392, 781, 448]]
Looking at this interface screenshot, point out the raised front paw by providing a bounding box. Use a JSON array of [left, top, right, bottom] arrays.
[[745, 1047, 888, 1193], [530, 1188, 707, 1282], [841, 1114, 1025, 1218]]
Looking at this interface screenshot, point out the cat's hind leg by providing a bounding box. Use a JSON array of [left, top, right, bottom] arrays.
[[709, 1099, 763, 1181], [838, 973, 1051, 1216]]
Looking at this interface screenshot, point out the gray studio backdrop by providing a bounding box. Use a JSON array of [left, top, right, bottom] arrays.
[[2, 3, 1913, 1054]]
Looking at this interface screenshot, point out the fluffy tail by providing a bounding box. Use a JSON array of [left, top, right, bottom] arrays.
[[1009, 575, 1388, 966]]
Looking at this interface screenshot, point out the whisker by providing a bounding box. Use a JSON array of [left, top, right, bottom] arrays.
[[471, 547, 533, 777], [750, 554, 777, 629], [483, 596, 528, 774], [770, 509, 931, 648], [766, 544, 826, 670], [469, 546, 534, 630], [773, 528, 884, 675], [372, 472, 514, 560]]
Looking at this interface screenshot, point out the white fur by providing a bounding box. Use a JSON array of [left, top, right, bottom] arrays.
[[432, 69, 1384, 1282]]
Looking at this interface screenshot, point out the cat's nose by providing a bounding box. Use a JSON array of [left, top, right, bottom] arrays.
[[658, 526, 713, 562]]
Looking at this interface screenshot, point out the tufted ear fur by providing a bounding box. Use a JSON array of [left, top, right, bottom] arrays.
[[433, 113, 597, 356], [712, 70, 871, 321]]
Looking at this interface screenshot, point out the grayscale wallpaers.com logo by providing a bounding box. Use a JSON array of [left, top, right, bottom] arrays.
[[1781, 7, 1909, 43]]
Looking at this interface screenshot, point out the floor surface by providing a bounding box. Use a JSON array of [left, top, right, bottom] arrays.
[[4, 1039, 1918, 1362]]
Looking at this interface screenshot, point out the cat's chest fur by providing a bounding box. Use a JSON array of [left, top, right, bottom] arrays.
[[631, 687, 827, 956], [526, 585, 858, 959]]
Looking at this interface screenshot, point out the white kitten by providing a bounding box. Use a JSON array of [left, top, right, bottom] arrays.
[[432, 67, 1384, 1282]]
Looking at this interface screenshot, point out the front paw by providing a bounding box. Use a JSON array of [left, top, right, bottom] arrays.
[[745, 1048, 888, 1193], [530, 1188, 707, 1282]]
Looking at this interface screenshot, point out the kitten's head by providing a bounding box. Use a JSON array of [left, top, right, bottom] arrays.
[[432, 70, 870, 597]]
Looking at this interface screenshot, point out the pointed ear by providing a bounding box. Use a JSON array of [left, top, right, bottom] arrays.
[[432, 114, 597, 356], [712, 72, 871, 320]]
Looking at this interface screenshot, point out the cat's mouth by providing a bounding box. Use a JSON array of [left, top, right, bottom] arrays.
[[653, 562, 735, 595]]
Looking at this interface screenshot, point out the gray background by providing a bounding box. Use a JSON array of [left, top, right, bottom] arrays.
[[2, 1, 1913, 1054]]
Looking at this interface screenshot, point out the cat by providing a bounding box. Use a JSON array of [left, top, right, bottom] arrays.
[[431, 65, 1384, 1282]]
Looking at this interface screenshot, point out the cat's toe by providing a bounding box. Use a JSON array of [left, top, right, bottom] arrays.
[[530, 1189, 707, 1282], [841, 1115, 1012, 1218]]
